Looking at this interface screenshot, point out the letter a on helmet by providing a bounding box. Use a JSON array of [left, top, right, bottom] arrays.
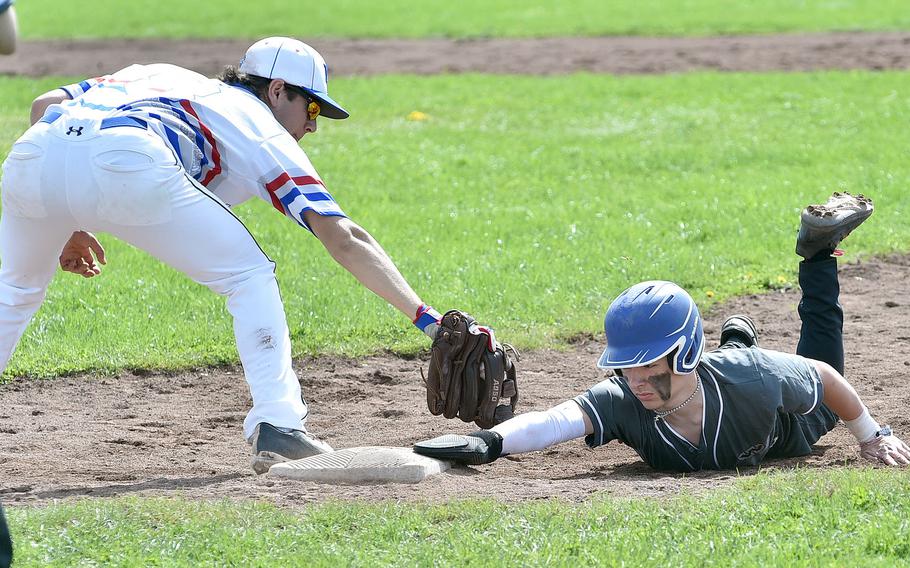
[[597, 280, 705, 374]]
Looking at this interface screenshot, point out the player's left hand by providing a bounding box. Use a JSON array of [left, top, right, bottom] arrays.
[[859, 430, 910, 466], [59, 231, 106, 278], [423, 310, 519, 428], [413, 430, 504, 465]]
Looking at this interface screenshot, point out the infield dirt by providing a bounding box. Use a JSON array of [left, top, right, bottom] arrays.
[[1, 34, 909, 506], [3, 32, 910, 78]]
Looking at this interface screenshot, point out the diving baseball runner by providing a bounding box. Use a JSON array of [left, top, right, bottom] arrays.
[[416, 193, 910, 470], [0, 37, 456, 474]]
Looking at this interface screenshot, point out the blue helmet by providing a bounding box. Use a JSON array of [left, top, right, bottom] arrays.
[[597, 280, 705, 374]]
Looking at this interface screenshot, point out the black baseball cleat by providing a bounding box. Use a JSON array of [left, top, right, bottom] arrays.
[[796, 192, 874, 259], [249, 422, 333, 475], [720, 314, 759, 348]]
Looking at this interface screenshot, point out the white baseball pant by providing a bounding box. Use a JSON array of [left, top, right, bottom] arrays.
[[0, 116, 308, 439]]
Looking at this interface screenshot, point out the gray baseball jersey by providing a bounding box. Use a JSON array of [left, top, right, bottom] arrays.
[[574, 347, 838, 472]]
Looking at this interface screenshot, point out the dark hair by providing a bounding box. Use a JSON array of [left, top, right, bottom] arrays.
[[216, 65, 305, 102]]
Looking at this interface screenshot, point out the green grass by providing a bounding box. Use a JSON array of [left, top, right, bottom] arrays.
[[16, 0, 910, 39], [5, 469, 910, 566], [2, 70, 910, 378]]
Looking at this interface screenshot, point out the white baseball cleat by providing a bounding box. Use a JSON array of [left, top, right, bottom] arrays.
[[796, 192, 874, 259]]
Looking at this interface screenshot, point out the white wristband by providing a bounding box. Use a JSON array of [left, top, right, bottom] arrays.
[[844, 407, 881, 444]]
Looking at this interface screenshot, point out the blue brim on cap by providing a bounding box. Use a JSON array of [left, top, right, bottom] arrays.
[[303, 88, 349, 120]]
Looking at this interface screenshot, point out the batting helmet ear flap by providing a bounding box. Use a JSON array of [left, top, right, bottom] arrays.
[[666, 340, 703, 376], [689, 326, 704, 367], [671, 313, 705, 373]]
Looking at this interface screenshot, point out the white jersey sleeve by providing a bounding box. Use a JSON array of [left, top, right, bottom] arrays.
[[249, 134, 345, 231]]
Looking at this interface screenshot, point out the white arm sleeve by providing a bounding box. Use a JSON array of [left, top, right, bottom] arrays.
[[491, 400, 588, 455]]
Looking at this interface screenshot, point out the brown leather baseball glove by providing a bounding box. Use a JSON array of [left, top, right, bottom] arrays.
[[422, 310, 519, 428]]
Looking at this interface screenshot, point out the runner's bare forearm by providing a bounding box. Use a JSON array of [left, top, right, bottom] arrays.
[[815, 360, 864, 421]]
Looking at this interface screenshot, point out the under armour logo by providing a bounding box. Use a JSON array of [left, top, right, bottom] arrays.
[[737, 442, 765, 460], [66, 126, 84, 136]]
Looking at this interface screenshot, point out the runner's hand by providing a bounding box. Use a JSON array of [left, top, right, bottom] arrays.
[[860, 432, 910, 466]]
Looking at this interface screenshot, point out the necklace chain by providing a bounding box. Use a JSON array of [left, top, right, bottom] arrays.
[[654, 376, 701, 422]]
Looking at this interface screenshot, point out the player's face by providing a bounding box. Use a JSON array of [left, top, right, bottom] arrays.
[[270, 83, 319, 141], [622, 359, 674, 410]]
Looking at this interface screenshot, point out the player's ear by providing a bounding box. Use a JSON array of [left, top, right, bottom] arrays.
[[266, 79, 285, 106]]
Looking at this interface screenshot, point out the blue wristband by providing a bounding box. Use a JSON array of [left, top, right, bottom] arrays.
[[413, 304, 441, 333]]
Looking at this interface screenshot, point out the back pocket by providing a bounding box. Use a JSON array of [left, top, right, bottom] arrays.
[[1, 141, 49, 219], [92, 148, 179, 226]]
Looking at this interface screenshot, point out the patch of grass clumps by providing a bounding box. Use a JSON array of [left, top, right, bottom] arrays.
[[6, 469, 910, 566]]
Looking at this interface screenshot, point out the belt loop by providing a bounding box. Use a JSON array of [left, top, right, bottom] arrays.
[[39, 110, 63, 125]]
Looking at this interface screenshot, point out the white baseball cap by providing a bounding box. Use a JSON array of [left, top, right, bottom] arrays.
[[239, 36, 349, 119]]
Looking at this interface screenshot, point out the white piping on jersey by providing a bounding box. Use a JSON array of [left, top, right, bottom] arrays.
[[701, 379, 708, 450], [658, 381, 708, 451], [659, 380, 708, 449], [700, 364, 725, 468], [655, 423, 694, 470], [660, 420, 697, 450], [577, 396, 606, 446], [802, 374, 820, 415]]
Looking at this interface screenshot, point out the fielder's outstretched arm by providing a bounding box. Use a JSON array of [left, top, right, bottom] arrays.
[[305, 211, 439, 337]]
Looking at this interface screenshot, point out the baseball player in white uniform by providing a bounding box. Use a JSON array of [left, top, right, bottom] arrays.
[[0, 37, 446, 473]]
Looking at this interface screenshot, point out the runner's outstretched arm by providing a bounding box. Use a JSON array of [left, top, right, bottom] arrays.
[[490, 400, 592, 454], [815, 360, 910, 466], [413, 400, 593, 465]]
